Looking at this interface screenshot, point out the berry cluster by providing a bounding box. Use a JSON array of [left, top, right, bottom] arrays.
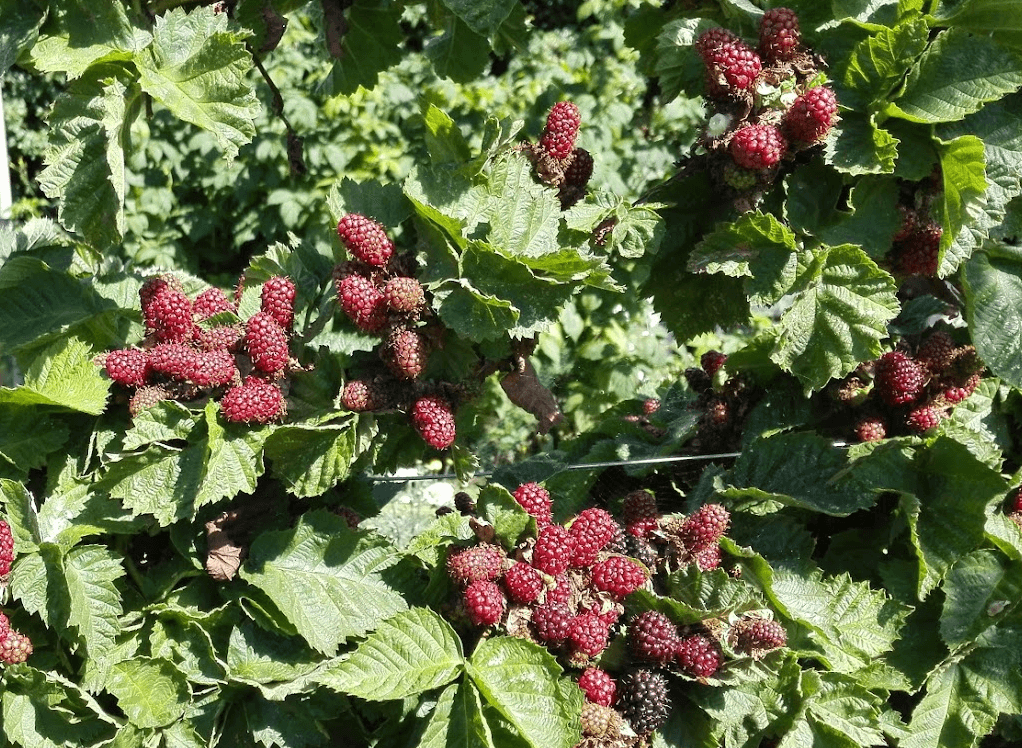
[[683, 350, 758, 452], [834, 331, 984, 442], [0, 519, 33, 665], [445, 485, 786, 741], [98, 275, 295, 424], [887, 169, 945, 277], [333, 213, 460, 450], [523, 101, 594, 209], [692, 10, 839, 208]]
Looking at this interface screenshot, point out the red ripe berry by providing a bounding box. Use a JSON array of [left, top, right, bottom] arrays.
[[129, 385, 172, 417], [701, 350, 727, 378], [546, 574, 572, 605], [784, 86, 838, 143], [513, 483, 553, 527], [104, 348, 151, 387], [411, 396, 456, 449], [0, 519, 14, 576], [0, 629, 33, 664], [261, 276, 297, 330], [383, 277, 425, 314], [245, 312, 290, 374], [893, 205, 918, 242], [337, 274, 387, 333], [568, 612, 612, 658], [623, 490, 660, 538], [382, 328, 429, 380], [694, 544, 722, 571], [503, 562, 544, 604], [944, 372, 981, 404], [629, 611, 679, 666], [679, 504, 730, 553], [569, 508, 618, 567], [896, 223, 941, 276], [446, 544, 505, 585], [906, 405, 942, 433], [642, 398, 660, 416], [337, 214, 394, 267], [854, 416, 887, 443], [1010, 488, 1022, 514], [705, 39, 762, 96], [341, 380, 381, 412], [139, 275, 181, 313], [149, 343, 199, 380], [875, 351, 927, 406], [916, 331, 956, 375], [759, 7, 801, 63], [730, 124, 787, 170], [221, 377, 286, 424], [464, 579, 506, 627], [533, 601, 573, 644], [695, 27, 740, 61], [591, 556, 647, 599], [193, 324, 242, 352], [533, 524, 575, 576], [190, 349, 237, 387], [676, 634, 723, 678], [145, 287, 194, 343], [193, 287, 236, 321], [733, 619, 787, 653], [540, 101, 582, 160], [578, 668, 616, 707]]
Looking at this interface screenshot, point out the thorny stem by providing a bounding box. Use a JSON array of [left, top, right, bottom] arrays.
[[250, 51, 307, 178]]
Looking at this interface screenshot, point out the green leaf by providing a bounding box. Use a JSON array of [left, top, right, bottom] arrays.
[[687, 212, 798, 305], [903, 437, 1007, 598], [264, 423, 358, 498], [769, 245, 899, 393], [327, 178, 411, 232], [461, 244, 575, 338], [107, 658, 189, 729], [0, 1, 44, 77], [226, 620, 326, 696], [0, 407, 69, 478], [319, 1, 403, 96], [722, 433, 878, 516], [824, 113, 899, 175], [1, 667, 118, 748], [417, 680, 496, 748], [646, 258, 750, 342], [422, 104, 472, 165], [424, 17, 491, 84], [768, 569, 909, 673], [244, 696, 330, 748], [888, 28, 1022, 123], [468, 637, 581, 748], [438, 0, 516, 36], [29, 1, 151, 78], [483, 154, 561, 259], [781, 671, 889, 748], [241, 511, 407, 655], [962, 244, 1022, 387], [0, 257, 112, 353], [837, 20, 929, 112], [38, 67, 141, 247], [63, 544, 126, 688], [662, 566, 758, 619], [654, 18, 715, 101], [432, 283, 519, 342], [137, 7, 259, 161], [815, 176, 902, 257], [935, 135, 988, 276], [324, 608, 464, 701], [603, 200, 666, 259], [939, 0, 1022, 49], [477, 485, 532, 549], [0, 478, 41, 552], [940, 550, 1022, 648], [0, 335, 109, 415]]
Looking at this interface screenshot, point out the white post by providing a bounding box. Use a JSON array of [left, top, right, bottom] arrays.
[[0, 88, 11, 219]]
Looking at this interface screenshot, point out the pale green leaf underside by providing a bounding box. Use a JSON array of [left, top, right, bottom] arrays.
[[107, 658, 189, 729]]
